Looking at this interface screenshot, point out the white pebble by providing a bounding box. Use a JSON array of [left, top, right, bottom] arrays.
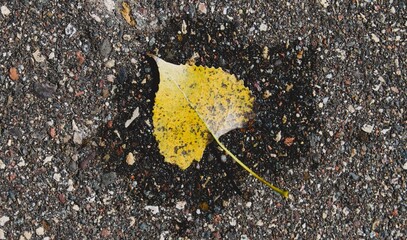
[[123, 34, 131, 41], [347, 105, 355, 113], [256, 220, 264, 226], [175, 201, 187, 210], [125, 107, 140, 128], [1, 6, 11, 16], [104, 0, 115, 12], [0, 229, 5, 240], [90, 13, 101, 22], [0, 160, 5, 169], [402, 162, 407, 170], [107, 74, 115, 82], [318, 102, 324, 108], [361, 124, 374, 133], [259, 23, 268, 31], [144, 205, 159, 214], [104, 59, 115, 68], [181, 20, 187, 34], [67, 179, 74, 192], [0, 216, 9, 226], [32, 50, 46, 63], [198, 3, 207, 14], [245, 202, 252, 208], [72, 205, 80, 211], [43, 155, 53, 164], [23, 231, 32, 240], [381, 128, 391, 134], [319, 0, 329, 8], [53, 173, 61, 182], [35, 227, 44, 236], [343, 207, 350, 216], [274, 131, 281, 142], [73, 132, 83, 145], [371, 33, 380, 43], [48, 52, 55, 60]]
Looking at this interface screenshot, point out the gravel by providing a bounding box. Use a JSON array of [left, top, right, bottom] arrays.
[[0, 0, 405, 239]]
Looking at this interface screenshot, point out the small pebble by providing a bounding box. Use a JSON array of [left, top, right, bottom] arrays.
[[1, 5, 11, 16], [35, 227, 44, 236], [73, 132, 83, 145], [100, 228, 111, 238], [90, 13, 101, 22], [9, 67, 19, 81], [259, 23, 268, 31], [181, 20, 187, 34], [241, 234, 249, 240], [176, 201, 187, 210], [361, 124, 374, 134], [0, 216, 9, 226], [49, 128, 56, 138], [104, 59, 115, 68], [125, 107, 140, 128], [144, 205, 159, 214], [32, 50, 46, 63], [126, 152, 135, 165], [23, 231, 32, 240], [65, 23, 77, 37], [263, 90, 271, 99], [371, 33, 380, 43], [43, 156, 53, 164], [117, 67, 127, 83], [319, 0, 329, 8], [349, 172, 360, 181], [347, 105, 355, 113], [104, 0, 115, 12], [58, 193, 66, 204], [53, 173, 61, 182], [106, 74, 115, 82], [100, 39, 112, 58], [198, 2, 207, 14], [0, 160, 5, 170], [262, 46, 269, 59]]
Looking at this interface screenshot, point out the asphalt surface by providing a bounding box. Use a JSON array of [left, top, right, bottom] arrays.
[[0, 0, 406, 239]]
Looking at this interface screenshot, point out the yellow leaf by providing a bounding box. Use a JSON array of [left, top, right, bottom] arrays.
[[120, 2, 136, 26], [152, 57, 253, 169], [152, 56, 288, 198]]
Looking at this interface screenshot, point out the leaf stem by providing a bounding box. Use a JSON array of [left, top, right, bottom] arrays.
[[213, 137, 289, 199]]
